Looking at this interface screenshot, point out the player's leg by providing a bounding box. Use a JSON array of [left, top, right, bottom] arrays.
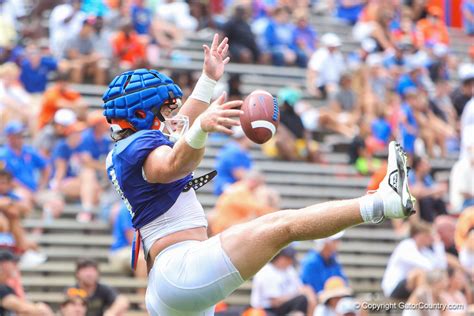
[[220, 198, 362, 279], [220, 141, 415, 280]]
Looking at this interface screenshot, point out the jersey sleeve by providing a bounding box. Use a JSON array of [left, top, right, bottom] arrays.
[[120, 130, 173, 166]]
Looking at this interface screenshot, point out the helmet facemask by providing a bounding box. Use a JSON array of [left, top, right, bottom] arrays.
[[155, 98, 189, 143]]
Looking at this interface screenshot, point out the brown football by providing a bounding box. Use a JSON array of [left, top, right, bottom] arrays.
[[240, 90, 279, 144]]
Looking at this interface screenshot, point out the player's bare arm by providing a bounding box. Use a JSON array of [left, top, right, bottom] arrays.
[[143, 93, 242, 183], [178, 34, 230, 125]]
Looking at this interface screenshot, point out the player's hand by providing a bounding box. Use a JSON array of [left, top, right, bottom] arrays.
[[202, 34, 229, 81], [199, 92, 243, 135]]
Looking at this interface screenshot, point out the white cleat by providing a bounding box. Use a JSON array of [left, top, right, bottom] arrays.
[[378, 141, 416, 219]]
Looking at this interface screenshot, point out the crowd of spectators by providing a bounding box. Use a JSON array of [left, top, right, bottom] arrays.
[[0, 0, 473, 315]]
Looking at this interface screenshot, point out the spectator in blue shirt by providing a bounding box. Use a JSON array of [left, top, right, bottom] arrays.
[[109, 205, 147, 295], [130, 0, 152, 36], [50, 122, 99, 223], [383, 42, 408, 70], [399, 88, 419, 155], [264, 6, 306, 67], [75, 111, 111, 222], [396, 57, 426, 96], [0, 121, 63, 228], [79, 111, 111, 163], [335, 0, 365, 25], [19, 46, 58, 94], [371, 114, 392, 146], [300, 232, 348, 293], [214, 128, 253, 196], [409, 156, 447, 222], [0, 122, 48, 204], [291, 10, 316, 66]]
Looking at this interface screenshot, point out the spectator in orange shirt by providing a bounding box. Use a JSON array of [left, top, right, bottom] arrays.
[[38, 74, 86, 130], [416, 6, 450, 45], [112, 21, 147, 71], [209, 171, 280, 235]]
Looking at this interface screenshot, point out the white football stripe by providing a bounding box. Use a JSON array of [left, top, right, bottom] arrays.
[[251, 120, 276, 136]]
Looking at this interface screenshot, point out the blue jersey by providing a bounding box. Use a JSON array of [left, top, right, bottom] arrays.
[[106, 130, 192, 229], [79, 128, 111, 160], [0, 145, 47, 191]]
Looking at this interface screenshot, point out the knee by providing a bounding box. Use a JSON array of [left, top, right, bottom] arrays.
[[3, 206, 20, 220], [290, 294, 308, 313], [81, 168, 98, 183]]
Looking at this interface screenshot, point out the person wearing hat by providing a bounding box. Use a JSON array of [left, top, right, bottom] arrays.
[[0, 121, 64, 237], [59, 294, 87, 316], [213, 126, 253, 196], [262, 87, 321, 163], [307, 33, 346, 99], [66, 258, 129, 316], [416, 5, 449, 46], [0, 249, 54, 315], [0, 121, 49, 210], [35, 108, 78, 157], [300, 232, 347, 294], [313, 276, 353, 316], [251, 246, 317, 316]]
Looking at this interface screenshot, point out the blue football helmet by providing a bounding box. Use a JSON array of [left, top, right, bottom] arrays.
[[102, 69, 183, 132]]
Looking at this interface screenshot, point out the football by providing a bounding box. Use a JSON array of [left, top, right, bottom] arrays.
[[240, 90, 280, 144]]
